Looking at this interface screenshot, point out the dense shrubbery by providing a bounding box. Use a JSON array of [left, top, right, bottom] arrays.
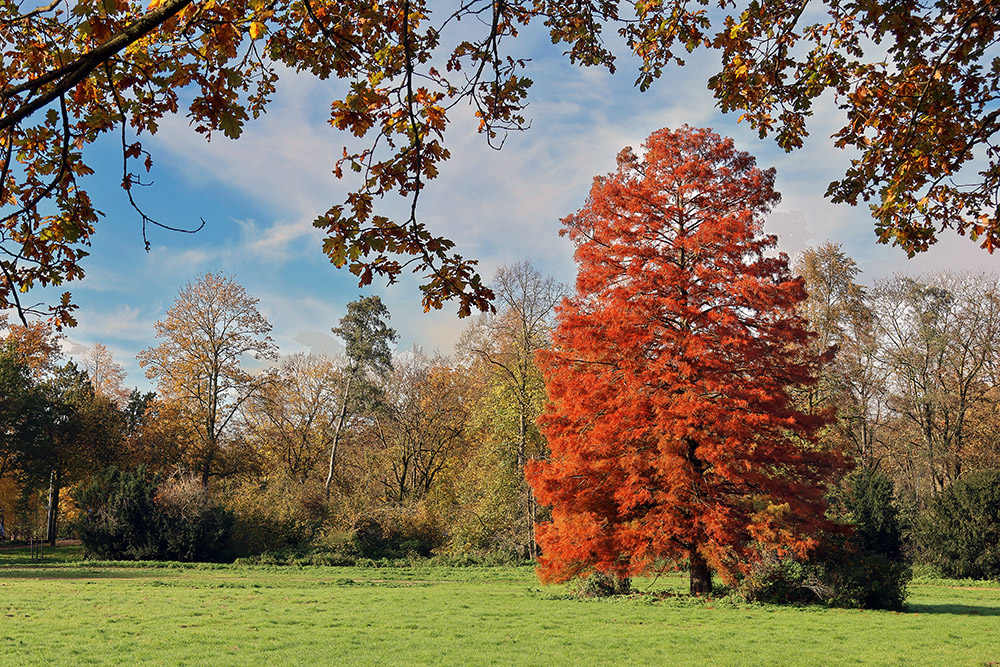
[[223, 475, 327, 556], [916, 470, 1000, 580], [737, 470, 911, 610], [73, 466, 233, 562], [353, 513, 439, 560], [74, 466, 163, 560]]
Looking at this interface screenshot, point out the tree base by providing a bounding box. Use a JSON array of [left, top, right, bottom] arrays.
[[690, 551, 713, 596]]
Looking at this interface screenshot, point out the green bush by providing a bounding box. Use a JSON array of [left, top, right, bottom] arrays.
[[916, 469, 1000, 580], [822, 469, 910, 610], [569, 571, 632, 598], [352, 516, 436, 559], [810, 536, 911, 610], [738, 552, 816, 604], [737, 470, 911, 610], [73, 466, 162, 560], [73, 466, 233, 562], [155, 475, 233, 562]]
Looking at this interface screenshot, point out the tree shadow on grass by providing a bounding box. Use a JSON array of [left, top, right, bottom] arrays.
[[0, 567, 171, 580], [906, 603, 1000, 616]]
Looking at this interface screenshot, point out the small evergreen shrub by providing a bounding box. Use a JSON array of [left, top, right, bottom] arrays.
[[73, 466, 163, 560], [821, 469, 911, 610], [916, 469, 1000, 580]]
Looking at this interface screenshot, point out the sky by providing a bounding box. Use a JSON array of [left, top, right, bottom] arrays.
[[20, 16, 1000, 392]]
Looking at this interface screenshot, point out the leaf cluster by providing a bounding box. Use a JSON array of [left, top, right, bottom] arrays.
[[4, 0, 997, 324]]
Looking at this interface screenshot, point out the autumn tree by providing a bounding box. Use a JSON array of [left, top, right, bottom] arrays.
[[82, 342, 130, 408], [138, 272, 276, 487], [243, 353, 344, 485], [795, 243, 889, 469], [0, 347, 44, 484], [324, 295, 397, 499], [873, 273, 1000, 498], [458, 262, 564, 557], [527, 126, 844, 595], [3, 0, 997, 324], [0, 317, 64, 378], [118, 391, 189, 474], [361, 353, 470, 505]]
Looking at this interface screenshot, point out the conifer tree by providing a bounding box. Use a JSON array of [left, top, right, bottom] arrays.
[[527, 126, 845, 595]]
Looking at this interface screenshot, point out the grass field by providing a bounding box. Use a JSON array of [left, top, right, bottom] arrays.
[[1, 546, 998, 666]]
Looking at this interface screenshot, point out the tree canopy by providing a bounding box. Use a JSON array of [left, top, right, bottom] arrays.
[[138, 271, 276, 486], [1, 0, 996, 323], [527, 126, 845, 594]]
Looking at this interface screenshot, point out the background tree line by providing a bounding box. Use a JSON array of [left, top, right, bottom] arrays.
[[0, 264, 563, 564], [796, 242, 1000, 510], [1, 254, 998, 585]]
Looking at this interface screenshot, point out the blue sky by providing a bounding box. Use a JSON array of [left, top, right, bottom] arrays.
[[29, 22, 999, 392]]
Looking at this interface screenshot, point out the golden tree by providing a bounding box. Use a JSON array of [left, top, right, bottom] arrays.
[[138, 272, 276, 487]]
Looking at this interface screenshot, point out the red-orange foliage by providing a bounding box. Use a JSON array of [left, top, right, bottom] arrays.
[[526, 126, 845, 594]]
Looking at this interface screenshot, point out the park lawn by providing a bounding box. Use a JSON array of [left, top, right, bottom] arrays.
[[0, 546, 997, 666]]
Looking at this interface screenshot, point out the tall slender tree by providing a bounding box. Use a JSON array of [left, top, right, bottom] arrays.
[[460, 262, 564, 557], [324, 295, 397, 499], [527, 126, 845, 595]]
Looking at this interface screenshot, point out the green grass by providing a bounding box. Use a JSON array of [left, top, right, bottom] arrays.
[[1, 546, 998, 666]]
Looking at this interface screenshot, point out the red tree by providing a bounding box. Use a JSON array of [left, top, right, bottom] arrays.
[[526, 126, 845, 595]]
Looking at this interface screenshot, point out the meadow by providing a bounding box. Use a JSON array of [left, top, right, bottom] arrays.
[[1, 546, 997, 666]]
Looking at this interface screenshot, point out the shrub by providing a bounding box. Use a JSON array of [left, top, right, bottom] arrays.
[[810, 536, 910, 610], [223, 475, 327, 556], [823, 469, 911, 610], [155, 473, 233, 562], [352, 515, 436, 560], [73, 466, 163, 560], [916, 469, 1000, 580], [570, 571, 632, 598], [737, 470, 911, 610], [73, 466, 233, 562], [738, 552, 816, 604]]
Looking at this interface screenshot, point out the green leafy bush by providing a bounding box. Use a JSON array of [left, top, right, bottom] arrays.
[[569, 571, 632, 598], [916, 469, 1000, 580], [738, 552, 815, 604], [820, 469, 910, 610]]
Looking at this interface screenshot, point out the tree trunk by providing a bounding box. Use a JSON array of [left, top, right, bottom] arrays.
[[200, 450, 213, 489], [46, 469, 60, 547], [325, 375, 352, 501], [527, 486, 538, 561], [689, 549, 712, 596]]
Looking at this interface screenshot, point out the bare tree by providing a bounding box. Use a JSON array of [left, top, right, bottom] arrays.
[[874, 273, 1000, 498], [82, 342, 130, 408]]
